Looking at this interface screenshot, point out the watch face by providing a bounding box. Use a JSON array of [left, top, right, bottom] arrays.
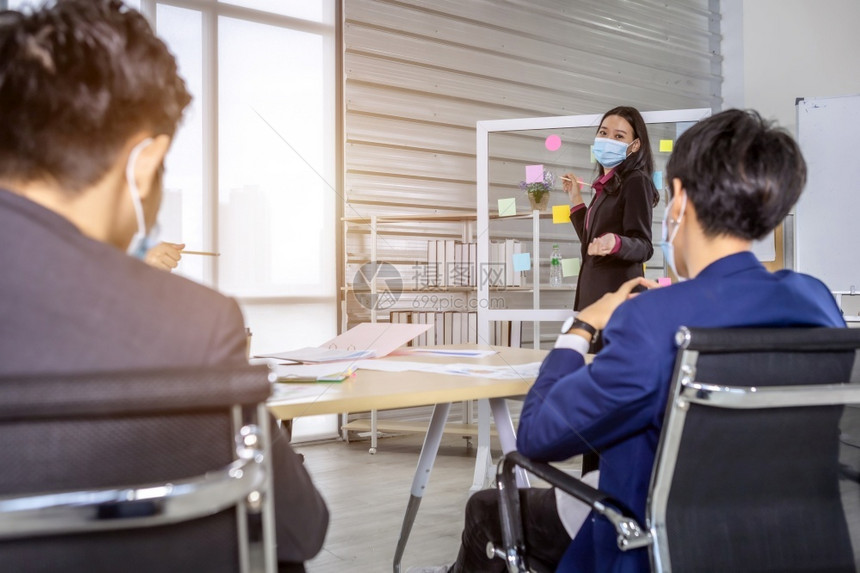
[[561, 316, 575, 334]]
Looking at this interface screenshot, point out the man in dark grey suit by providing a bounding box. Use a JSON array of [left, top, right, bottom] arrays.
[[0, 1, 327, 570]]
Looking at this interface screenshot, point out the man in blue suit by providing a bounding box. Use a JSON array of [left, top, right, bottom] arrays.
[[412, 109, 844, 573]]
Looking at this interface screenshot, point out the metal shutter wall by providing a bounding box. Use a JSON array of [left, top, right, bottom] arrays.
[[343, 0, 721, 326]]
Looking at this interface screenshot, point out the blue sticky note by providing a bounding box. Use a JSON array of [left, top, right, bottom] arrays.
[[653, 171, 663, 190], [512, 252, 531, 272]]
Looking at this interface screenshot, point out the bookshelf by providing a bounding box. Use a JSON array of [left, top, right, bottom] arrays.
[[342, 209, 573, 347]]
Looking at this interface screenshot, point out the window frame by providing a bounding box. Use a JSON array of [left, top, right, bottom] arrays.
[[141, 0, 341, 307]]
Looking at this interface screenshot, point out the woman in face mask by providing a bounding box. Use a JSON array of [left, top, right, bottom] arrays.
[[562, 106, 659, 315]]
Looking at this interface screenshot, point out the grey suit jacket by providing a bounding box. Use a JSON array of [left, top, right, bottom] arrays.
[[0, 188, 328, 563]]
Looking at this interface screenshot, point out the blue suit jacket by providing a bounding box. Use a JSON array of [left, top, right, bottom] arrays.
[[516, 252, 845, 572]]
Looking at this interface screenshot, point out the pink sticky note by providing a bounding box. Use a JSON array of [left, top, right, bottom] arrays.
[[525, 164, 543, 184], [545, 135, 562, 151], [657, 277, 672, 287]]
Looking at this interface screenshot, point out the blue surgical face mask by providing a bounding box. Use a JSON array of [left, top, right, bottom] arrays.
[[660, 195, 687, 280], [592, 137, 634, 169], [130, 224, 162, 260], [124, 138, 156, 258]]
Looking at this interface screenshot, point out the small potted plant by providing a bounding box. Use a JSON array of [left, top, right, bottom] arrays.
[[519, 170, 555, 212]]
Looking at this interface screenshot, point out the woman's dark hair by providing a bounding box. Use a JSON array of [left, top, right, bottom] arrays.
[[666, 109, 806, 241], [0, 0, 191, 192], [597, 106, 659, 207]]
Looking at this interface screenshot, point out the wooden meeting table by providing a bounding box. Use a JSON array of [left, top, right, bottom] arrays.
[[266, 344, 547, 573]]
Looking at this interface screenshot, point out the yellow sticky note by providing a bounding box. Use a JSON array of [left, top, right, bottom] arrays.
[[498, 197, 516, 217], [659, 139, 674, 153], [561, 258, 581, 277], [552, 204, 570, 224]]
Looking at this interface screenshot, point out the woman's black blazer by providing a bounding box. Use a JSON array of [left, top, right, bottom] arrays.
[[570, 170, 655, 310]]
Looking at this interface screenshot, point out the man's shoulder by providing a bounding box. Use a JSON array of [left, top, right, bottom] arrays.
[[128, 259, 238, 315]]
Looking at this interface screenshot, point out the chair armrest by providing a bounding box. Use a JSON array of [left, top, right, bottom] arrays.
[[498, 452, 652, 552], [0, 420, 269, 539]]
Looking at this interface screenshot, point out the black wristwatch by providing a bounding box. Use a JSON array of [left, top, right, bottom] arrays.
[[561, 316, 598, 337]]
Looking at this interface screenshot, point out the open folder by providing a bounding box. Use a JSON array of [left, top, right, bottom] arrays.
[[257, 322, 433, 364]]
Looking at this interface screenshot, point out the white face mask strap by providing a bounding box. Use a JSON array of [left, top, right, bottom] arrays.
[[125, 137, 153, 244], [668, 194, 687, 244]]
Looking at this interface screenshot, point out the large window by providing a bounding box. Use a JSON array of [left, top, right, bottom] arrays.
[[7, 0, 340, 439], [149, 2, 337, 307], [7, 0, 338, 334]]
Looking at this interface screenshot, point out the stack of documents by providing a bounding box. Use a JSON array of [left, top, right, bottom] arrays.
[[258, 347, 374, 363], [258, 322, 433, 383]]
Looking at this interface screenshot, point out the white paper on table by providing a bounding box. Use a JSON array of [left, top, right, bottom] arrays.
[[352, 359, 442, 373], [273, 361, 357, 381], [354, 360, 541, 378], [406, 348, 498, 358], [441, 362, 542, 379], [270, 383, 334, 401], [258, 347, 374, 363], [272, 356, 542, 380], [322, 322, 432, 357]]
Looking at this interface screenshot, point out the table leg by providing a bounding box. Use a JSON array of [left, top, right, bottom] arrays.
[[370, 408, 378, 454], [462, 400, 473, 448], [471, 399, 494, 492], [392, 402, 452, 573], [471, 398, 529, 492], [489, 398, 529, 489]]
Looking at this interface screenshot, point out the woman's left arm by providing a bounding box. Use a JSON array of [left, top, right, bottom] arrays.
[[610, 174, 655, 263]]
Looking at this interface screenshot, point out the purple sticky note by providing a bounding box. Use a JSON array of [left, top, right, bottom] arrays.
[[657, 277, 672, 287], [545, 135, 562, 152], [525, 164, 543, 184]]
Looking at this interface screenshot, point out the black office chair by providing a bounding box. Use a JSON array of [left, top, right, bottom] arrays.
[[493, 326, 860, 572], [0, 365, 277, 573]]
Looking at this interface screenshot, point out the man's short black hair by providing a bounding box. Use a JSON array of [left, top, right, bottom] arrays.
[[0, 0, 191, 192], [666, 109, 806, 241]]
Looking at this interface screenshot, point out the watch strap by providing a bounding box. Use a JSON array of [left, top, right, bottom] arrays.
[[566, 318, 597, 337]]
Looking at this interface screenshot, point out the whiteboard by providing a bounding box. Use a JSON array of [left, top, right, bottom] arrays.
[[795, 94, 860, 292]]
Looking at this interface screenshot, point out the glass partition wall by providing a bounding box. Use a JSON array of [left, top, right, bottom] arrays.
[[476, 109, 712, 349]]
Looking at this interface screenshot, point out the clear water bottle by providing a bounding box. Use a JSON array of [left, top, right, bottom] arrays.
[[549, 244, 562, 287]]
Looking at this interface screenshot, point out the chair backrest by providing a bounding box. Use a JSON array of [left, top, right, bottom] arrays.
[[0, 365, 276, 573], [648, 327, 860, 573]]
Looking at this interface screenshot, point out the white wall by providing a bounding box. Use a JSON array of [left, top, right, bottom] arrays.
[[724, 0, 860, 132]]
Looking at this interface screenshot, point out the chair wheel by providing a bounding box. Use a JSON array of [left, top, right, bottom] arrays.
[[486, 541, 504, 560], [369, 447, 377, 455]]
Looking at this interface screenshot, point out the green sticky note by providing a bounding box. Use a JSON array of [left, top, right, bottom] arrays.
[[561, 258, 581, 277], [498, 197, 517, 217], [552, 204, 570, 224], [590, 144, 596, 164]]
